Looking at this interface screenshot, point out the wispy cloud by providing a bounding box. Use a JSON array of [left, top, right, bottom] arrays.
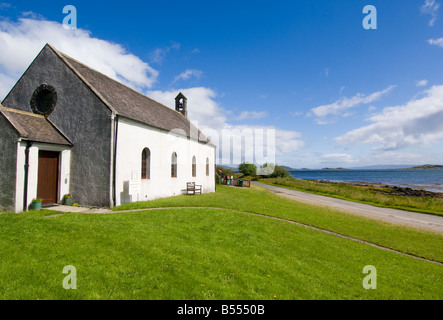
[[320, 153, 357, 165], [421, 0, 440, 26], [311, 85, 396, 123], [0, 2, 11, 9], [173, 69, 203, 83], [428, 37, 443, 47], [290, 111, 304, 117], [416, 79, 429, 87], [149, 42, 180, 64], [234, 111, 268, 121]]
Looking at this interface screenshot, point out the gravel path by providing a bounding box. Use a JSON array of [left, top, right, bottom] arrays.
[[252, 181, 443, 233]]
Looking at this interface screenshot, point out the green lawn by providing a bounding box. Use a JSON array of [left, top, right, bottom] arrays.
[[0, 185, 441, 300]]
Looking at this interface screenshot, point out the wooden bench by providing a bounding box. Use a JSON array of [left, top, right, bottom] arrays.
[[187, 182, 202, 195]]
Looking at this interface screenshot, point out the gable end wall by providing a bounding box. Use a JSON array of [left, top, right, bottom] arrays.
[[2, 46, 113, 207]]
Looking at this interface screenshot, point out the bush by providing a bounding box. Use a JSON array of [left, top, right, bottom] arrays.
[[238, 162, 257, 176], [259, 163, 291, 178], [271, 165, 291, 178]]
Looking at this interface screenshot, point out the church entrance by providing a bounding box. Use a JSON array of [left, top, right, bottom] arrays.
[[37, 150, 60, 206]]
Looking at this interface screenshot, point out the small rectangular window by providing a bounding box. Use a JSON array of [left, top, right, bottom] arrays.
[[206, 158, 210, 176], [171, 152, 178, 178]]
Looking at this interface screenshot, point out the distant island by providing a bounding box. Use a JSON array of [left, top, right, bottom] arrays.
[[321, 167, 350, 171], [405, 164, 443, 170]]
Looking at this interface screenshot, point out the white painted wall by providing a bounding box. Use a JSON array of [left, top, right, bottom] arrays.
[[115, 118, 216, 206], [15, 141, 71, 212]]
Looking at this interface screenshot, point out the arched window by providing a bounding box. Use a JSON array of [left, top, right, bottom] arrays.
[[141, 148, 151, 180], [171, 152, 178, 178], [206, 158, 210, 176], [192, 156, 197, 177]]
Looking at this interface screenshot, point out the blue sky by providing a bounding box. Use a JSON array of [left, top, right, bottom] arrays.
[[1, 0, 443, 168]]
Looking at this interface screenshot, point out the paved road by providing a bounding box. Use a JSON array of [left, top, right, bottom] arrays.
[[252, 182, 443, 233]]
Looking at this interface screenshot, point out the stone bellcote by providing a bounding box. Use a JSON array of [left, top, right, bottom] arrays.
[[175, 92, 188, 118]]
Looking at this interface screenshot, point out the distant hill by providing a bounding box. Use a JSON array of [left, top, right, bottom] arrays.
[[348, 164, 414, 170], [406, 164, 443, 170]]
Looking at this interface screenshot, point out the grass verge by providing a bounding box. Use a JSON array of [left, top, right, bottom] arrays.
[[257, 177, 443, 216]]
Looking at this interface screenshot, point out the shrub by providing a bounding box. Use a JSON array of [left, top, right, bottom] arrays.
[[238, 162, 257, 176]]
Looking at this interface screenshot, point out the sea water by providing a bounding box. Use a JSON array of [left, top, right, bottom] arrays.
[[289, 169, 443, 193]]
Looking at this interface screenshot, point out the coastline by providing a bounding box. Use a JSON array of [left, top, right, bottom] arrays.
[[307, 179, 443, 197], [288, 168, 443, 194]]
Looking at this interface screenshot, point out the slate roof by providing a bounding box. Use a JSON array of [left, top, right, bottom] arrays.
[[0, 105, 71, 146], [49, 45, 214, 146]]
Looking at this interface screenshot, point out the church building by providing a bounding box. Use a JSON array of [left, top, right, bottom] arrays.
[[0, 44, 216, 212]]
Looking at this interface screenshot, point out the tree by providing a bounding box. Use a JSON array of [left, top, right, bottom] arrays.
[[238, 162, 257, 176]]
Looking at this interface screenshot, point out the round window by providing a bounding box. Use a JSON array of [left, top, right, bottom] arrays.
[[30, 84, 57, 116]]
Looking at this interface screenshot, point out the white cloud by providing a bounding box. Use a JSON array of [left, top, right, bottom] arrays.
[[421, 0, 440, 26], [234, 111, 267, 121], [0, 73, 15, 99], [146, 88, 304, 164], [335, 85, 443, 150], [0, 17, 158, 98], [147, 87, 227, 131], [173, 69, 203, 83], [428, 37, 443, 47], [311, 85, 396, 122], [416, 79, 429, 87]]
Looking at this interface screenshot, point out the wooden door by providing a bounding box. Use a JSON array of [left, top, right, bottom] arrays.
[[37, 151, 59, 206]]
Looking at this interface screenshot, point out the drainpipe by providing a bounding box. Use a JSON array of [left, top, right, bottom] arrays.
[[23, 141, 33, 211], [112, 115, 119, 207]]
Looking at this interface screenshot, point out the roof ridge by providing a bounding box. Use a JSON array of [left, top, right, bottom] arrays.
[[45, 44, 213, 146], [50, 45, 188, 119]]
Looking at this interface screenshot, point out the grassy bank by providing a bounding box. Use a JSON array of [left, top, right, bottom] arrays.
[[0, 185, 441, 299], [257, 177, 443, 216], [116, 185, 443, 263]]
